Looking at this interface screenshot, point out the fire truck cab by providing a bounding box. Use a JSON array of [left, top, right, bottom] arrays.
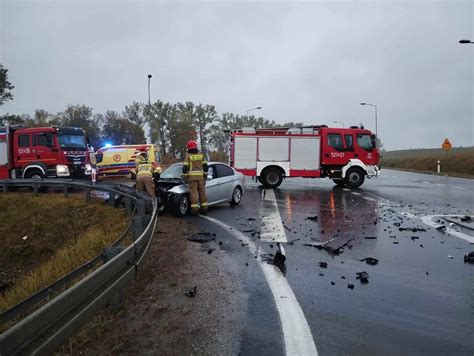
[[229, 125, 380, 188], [0, 125, 93, 180]]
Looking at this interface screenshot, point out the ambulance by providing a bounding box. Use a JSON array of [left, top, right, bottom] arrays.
[[95, 144, 160, 178]]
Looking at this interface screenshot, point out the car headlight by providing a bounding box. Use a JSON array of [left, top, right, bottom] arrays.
[[56, 165, 70, 177]]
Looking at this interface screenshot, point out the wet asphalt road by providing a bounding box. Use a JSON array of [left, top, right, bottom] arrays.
[[192, 169, 474, 356]]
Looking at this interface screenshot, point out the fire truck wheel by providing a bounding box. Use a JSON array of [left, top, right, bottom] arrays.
[[173, 194, 190, 217], [332, 179, 346, 187], [261, 167, 283, 188], [230, 186, 242, 206], [344, 168, 365, 188], [25, 170, 44, 180]]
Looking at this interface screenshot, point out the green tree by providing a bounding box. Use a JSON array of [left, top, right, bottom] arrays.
[[57, 105, 101, 148], [123, 101, 145, 127], [193, 104, 217, 153], [145, 100, 169, 156], [169, 103, 196, 159], [102, 110, 145, 145], [0, 64, 14, 105]]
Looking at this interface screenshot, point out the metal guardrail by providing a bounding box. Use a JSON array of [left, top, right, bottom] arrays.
[[0, 179, 158, 355]]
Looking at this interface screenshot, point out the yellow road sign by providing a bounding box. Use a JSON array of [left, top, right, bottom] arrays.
[[442, 138, 452, 150]]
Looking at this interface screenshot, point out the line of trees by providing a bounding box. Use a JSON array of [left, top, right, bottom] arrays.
[[1, 63, 304, 160]]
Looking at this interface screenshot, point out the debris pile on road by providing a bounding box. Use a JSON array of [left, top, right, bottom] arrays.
[[318, 262, 328, 268], [359, 257, 379, 266], [306, 216, 319, 222], [187, 232, 216, 243], [464, 252, 474, 263], [185, 286, 197, 297], [356, 271, 369, 283]]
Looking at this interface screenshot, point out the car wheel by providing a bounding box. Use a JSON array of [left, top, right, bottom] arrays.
[[261, 168, 283, 188], [332, 179, 346, 187], [344, 168, 365, 188], [230, 186, 242, 206], [173, 194, 189, 217]]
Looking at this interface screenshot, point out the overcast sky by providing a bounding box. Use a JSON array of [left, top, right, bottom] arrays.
[[0, 0, 472, 150]]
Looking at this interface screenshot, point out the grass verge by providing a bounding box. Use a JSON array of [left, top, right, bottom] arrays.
[[381, 147, 474, 178], [0, 193, 130, 315]]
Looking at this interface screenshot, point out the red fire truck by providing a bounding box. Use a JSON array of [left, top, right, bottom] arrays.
[[229, 125, 380, 188], [0, 125, 93, 180]]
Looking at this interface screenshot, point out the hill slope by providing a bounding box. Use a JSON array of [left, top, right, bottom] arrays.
[[381, 147, 474, 178]]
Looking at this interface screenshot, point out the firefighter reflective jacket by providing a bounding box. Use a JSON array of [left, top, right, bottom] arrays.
[[182, 153, 208, 181], [134, 157, 161, 177]]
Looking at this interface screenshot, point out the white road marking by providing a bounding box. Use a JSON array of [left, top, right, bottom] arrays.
[[363, 196, 377, 202], [434, 183, 447, 187], [260, 189, 287, 242], [351, 192, 362, 196], [201, 215, 318, 356], [420, 215, 474, 244], [422, 181, 431, 184], [455, 186, 466, 190]]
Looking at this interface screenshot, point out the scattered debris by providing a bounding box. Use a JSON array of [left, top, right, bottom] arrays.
[[461, 216, 472, 222], [399, 227, 426, 232], [393, 241, 399, 245], [356, 271, 369, 283], [359, 257, 379, 266], [185, 286, 197, 298], [464, 252, 474, 263], [318, 262, 328, 268], [273, 243, 286, 268], [436, 225, 447, 232], [303, 238, 334, 248], [341, 276, 346, 279], [448, 255, 454, 259], [410, 236, 420, 241], [318, 273, 325, 277], [187, 232, 216, 243], [364, 236, 377, 240], [306, 216, 319, 222], [207, 249, 213, 254], [247, 218, 256, 221], [331, 281, 335, 286], [243, 229, 255, 233], [218, 241, 223, 246], [425, 272, 429, 275], [347, 284, 355, 289], [22, 235, 28, 240]]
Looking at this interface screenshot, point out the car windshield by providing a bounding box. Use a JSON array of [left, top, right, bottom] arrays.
[[161, 164, 183, 179], [58, 134, 87, 150]]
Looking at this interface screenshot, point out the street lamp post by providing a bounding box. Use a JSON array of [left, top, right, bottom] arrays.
[[246, 106, 262, 117], [360, 102, 377, 138], [147, 74, 152, 106], [333, 121, 345, 128]]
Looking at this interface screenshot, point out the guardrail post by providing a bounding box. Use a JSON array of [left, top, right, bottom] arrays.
[[2, 183, 7, 194], [132, 215, 144, 240], [63, 185, 69, 198], [85, 187, 91, 203], [125, 197, 132, 213], [33, 182, 39, 196], [108, 192, 116, 207]]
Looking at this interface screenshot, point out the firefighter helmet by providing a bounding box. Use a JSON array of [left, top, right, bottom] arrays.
[[137, 151, 148, 162], [187, 140, 198, 150]]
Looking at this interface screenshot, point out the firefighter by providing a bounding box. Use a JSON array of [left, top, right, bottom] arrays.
[[133, 151, 161, 197], [182, 140, 208, 215]]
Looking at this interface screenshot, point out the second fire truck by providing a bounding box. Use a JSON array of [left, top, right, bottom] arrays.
[[229, 125, 380, 188]]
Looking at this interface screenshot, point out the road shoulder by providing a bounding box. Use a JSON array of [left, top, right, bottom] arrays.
[[60, 215, 246, 355]]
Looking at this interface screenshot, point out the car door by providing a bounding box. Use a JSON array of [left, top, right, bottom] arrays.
[[213, 164, 236, 202], [204, 165, 221, 204]]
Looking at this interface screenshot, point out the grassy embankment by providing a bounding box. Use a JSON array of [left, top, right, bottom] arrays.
[[0, 193, 130, 314], [381, 147, 474, 178]]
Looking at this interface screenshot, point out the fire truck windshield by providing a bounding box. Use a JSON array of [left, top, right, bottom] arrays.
[[58, 134, 87, 150], [356, 134, 373, 151]]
